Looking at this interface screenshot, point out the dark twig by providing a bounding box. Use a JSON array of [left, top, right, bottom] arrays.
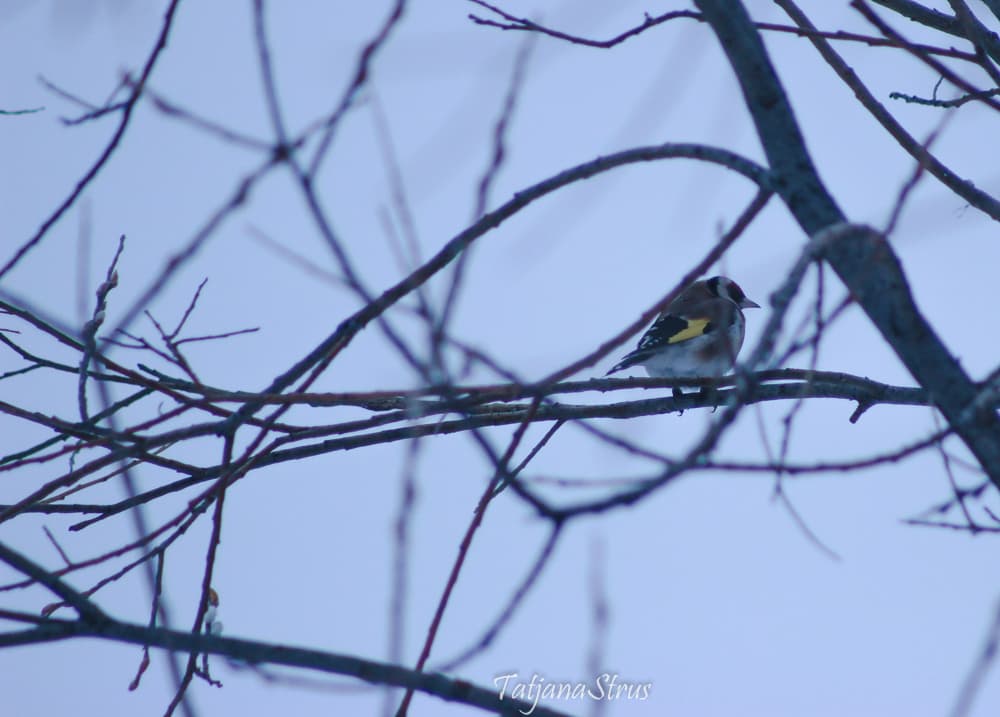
[[469, 0, 978, 60], [468, 1, 699, 48], [890, 88, 1000, 107], [252, 0, 289, 147], [128, 550, 165, 691], [883, 115, 951, 238], [42, 527, 73, 567], [945, 0, 1000, 87], [308, 0, 407, 176], [540, 188, 772, 387], [1, 0, 184, 280], [395, 398, 545, 716], [932, 414, 979, 532], [871, 0, 1000, 66], [78, 236, 125, 421], [775, 0, 1000, 221], [852, 1, 1000, 113], [435, 523, 562, 671], [164, 433, 236, 716], [435, 34, 534, 385], [142, 86, 272, 149]]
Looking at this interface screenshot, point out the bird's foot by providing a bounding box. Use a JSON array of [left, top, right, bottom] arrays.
[[699, 384, 720, 412]]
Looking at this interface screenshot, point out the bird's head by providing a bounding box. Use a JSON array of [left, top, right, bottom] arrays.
[[706, 275, 760, 310]]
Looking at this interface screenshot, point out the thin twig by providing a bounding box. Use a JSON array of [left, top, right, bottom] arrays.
[[1, 0, 184, 280]]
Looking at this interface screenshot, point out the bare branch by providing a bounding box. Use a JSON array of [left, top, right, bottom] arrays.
[[0, 0, 183, 280], [775, 0, 1000, 221], [0, 613, 573, 717], [696, 0, 1000, 489]]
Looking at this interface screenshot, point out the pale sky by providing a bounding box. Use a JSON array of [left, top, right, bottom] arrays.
[[1, 1, 999, 716]]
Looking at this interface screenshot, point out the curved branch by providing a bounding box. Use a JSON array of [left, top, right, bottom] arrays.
[[469, 1, 700, 47], [237, 143, 770, 414]]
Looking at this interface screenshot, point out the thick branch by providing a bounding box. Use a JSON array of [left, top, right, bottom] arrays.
[[0, 542, 108, 624], [872, 0, 1000, 65], [0, 614, 570, 717], [6, 373, 932, 525], [692, 0, 1000, 488], [774, 0, 1000, 221]]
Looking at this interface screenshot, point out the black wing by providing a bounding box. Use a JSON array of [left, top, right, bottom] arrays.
[[607, 313, 714, 374]]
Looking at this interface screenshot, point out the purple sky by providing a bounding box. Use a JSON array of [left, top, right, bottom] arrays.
[[2, 2, 999, 715]]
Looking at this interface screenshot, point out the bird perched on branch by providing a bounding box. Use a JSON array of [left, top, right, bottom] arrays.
[[607, 276, 759, 396]]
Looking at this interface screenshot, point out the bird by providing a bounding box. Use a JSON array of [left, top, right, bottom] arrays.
[[607, 276, 760, 396]]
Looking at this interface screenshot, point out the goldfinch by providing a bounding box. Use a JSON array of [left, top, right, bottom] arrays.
[[607, 276, 759, 388]]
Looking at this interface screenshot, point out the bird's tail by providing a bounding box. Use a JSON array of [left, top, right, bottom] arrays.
[[606, 354, 636, 376]]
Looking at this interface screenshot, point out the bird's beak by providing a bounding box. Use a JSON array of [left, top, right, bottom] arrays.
[[741, 298, 761, 309]]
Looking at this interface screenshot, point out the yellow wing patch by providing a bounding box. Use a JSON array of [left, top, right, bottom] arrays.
[[667, 318, 711, 344]]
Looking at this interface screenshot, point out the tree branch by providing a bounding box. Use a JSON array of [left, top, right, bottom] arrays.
[[693, 0, 1000, 490], [0, 614, 571, 717], [774, 0, 1000, 221], [0, 0, 184, 280]]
